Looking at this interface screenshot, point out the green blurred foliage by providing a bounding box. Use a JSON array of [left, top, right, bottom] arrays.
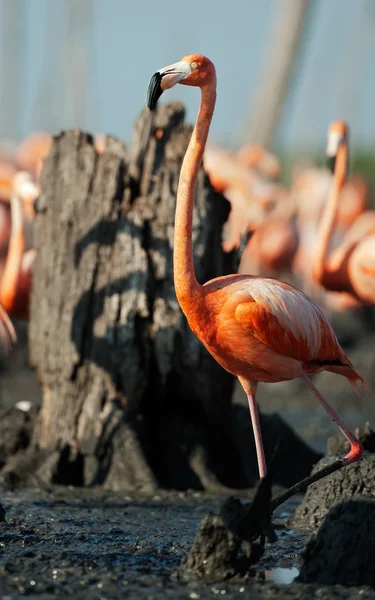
[[279, 149, 375, 207]]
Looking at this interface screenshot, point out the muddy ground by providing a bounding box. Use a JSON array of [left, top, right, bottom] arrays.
[[2, 486, 375, 599], [0, 311, 374, 598]]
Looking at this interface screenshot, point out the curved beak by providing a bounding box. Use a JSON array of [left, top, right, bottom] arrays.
[[147, 72, 163, 110], [147, 61, 193, 110], [326, 131, 344, 174]]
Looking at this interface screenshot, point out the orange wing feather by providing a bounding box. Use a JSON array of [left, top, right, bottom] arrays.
[[231, 278, 365, 391], [200, 275, 365, 390], [234, 279, 340, 363]]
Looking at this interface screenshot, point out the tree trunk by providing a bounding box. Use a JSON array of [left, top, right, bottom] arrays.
[[240, 0, 311, 148], [12, 102, 243, 491]]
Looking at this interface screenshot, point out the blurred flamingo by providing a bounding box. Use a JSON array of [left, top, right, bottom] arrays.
[[238, 185, 299, 277], [237, 143, 281, 180], [147, 53, 366, 499], [0, 172, 38, 327], [291, 157, 369, 302], [203, 145, 276, 252], [15, 132, 52, 180], [313, 121, 375, 306]]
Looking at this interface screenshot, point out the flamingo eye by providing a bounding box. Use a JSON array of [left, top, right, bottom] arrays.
[[191, 61, 198, 70]]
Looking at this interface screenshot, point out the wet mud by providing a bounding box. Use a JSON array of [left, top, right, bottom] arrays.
[[0, 486, 374, 598], [180, 474, 274, 582], [298, 497, 375, 586], [0, 314, 375, 597]]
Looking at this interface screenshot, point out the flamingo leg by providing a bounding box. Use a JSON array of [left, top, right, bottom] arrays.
[[301, 374, 363, 465], [247, 392, 267, 479], [270, 374, 363, 511]]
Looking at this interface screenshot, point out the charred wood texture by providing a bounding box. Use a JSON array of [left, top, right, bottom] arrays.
[[8, 102, 241, 490]]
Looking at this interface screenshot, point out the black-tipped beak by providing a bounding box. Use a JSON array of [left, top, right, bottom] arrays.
[[327, 155, 336, 174], [147, 72, 163, 110]]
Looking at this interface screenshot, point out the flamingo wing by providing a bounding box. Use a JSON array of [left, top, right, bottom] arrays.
[[234, 279, 344, 364]]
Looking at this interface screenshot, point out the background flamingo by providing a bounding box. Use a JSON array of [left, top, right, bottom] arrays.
[[0, 172, 38, 330], [237, 143, 281, 180], [238, 185, 299, 277], [313, 121, 375, 307]]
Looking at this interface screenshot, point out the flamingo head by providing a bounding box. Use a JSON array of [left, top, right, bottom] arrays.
[[147, 54, 216, 110], [326, 120, 349, 174], [13, 171, 40, 220]]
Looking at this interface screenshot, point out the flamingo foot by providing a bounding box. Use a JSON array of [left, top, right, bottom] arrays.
[[270, 375, 363, 511]]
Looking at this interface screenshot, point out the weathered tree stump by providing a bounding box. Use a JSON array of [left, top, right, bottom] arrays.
[[4, 102, 243, 490]]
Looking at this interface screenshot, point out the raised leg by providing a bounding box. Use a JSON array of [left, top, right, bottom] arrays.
[[271, 374, 363, 511], [302, 374, 363, 465]]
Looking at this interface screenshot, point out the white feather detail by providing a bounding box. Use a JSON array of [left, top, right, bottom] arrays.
[[245, 279, 332, 354]]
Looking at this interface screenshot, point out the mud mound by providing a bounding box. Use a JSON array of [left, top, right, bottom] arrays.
[[298, 498, 375, 586], [180, 474, 274, 581], [293, 452, 375, 531], [179, 513, 251, 581]]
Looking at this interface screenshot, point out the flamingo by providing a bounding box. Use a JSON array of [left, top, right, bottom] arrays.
[[238, 186, 299, 277], [15, 132, 52, 179], [0, 172, 38, 328], [313, 121, 375, 306], [203, 145, 271, 253], [237, 144, 281, 180], [147, 54, 367, 506]]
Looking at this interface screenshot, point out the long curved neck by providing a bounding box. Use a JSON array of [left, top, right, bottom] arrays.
[[0, 190, 25, 313], [313, 143, 348, 283], [174, 81, 216, 311]]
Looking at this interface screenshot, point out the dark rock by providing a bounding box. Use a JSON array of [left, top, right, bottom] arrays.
[[0, 405, 38, 469], [298, 498, 375, 586], [293, 452, 375, 532]]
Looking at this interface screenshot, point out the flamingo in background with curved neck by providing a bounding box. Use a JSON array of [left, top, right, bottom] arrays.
[[147, 54, 367, 508], [313, 121, 375, 305], [0, 172, 37, 331]]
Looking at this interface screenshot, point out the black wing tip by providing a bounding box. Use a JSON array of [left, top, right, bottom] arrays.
[[147, 72, 163, 111]]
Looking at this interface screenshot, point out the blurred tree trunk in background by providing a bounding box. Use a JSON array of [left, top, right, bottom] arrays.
[[32, 0, 93, 133], [0, 0, 24, 140], [334, 0, 375, 124], [62, 0, 94, 127], [240, 0, 311, 148]]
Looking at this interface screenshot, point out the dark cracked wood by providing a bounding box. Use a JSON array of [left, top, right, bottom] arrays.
[[13, 101, 244, 491]]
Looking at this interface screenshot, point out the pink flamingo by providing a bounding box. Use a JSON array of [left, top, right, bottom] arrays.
[[313, 121, 375, 306], [147, 54, 367, 504]]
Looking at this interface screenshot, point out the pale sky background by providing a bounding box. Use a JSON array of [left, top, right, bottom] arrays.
[[0, 0, 375, 151]]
